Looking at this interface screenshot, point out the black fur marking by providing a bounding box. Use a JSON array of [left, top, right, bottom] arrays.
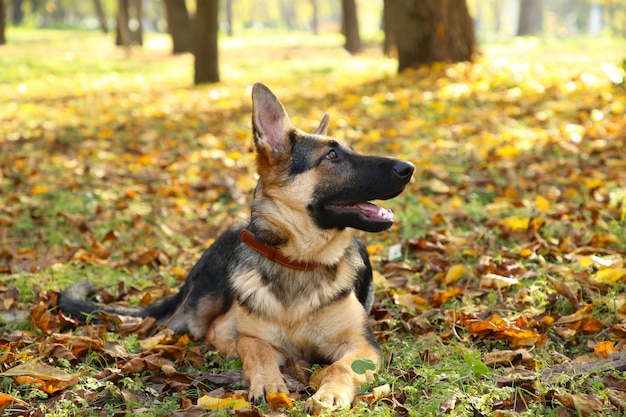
[[309, 155, 414, 232], [287, 134, 325, 176]]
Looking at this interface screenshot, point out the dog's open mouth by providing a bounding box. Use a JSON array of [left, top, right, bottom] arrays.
[[324, 202, 394, 223]]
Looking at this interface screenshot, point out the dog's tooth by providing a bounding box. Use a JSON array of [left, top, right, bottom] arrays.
[[378, 207, 394, 220]]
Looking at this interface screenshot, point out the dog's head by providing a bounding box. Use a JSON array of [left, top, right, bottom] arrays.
[[250, 83, 413, 234]]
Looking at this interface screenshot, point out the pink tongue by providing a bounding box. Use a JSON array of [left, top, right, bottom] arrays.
[[356, 203, 394, 220]]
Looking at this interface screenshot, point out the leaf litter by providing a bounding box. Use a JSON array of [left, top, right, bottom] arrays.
[[1, 32, 626, 416]]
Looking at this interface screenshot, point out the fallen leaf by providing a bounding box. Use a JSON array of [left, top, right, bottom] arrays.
[[594, 341, 618, 358], [554, 392, 604, 417], [266, 392, 294, 411], [197, 394, 251, 410], [444, 264, 465, 284], [480, 273, 519, 289], [3, 362, 80, 393]]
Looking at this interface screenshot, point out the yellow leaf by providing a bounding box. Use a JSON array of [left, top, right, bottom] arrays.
[[518, 248, 533, 258], [444, 264, 465, 284], [98, 127, 115, 140], [495, 145, 520, 158], [394, 292, 420, 310], [197, 395, 251, 410], [372, 270, 389, 289], [535, 195, 551, 212], [228, 151, 243, 160], [367, 244, 383, 256], [499, 217, 530, 232], [578, 256, 594, 268], [266, 392, 294, 411], [31, 185, 49, 195], [236, 174, 256, 193], [137, 155, 154, 165], [448, 195, 464, 209], [592, 268, 626, 283], [426, 178, 450, 194], [418, 196, 436, 210]]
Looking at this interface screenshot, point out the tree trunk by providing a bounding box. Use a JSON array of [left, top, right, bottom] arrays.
[[493, 0, 501, 34], [341, 0, 361, 54], [11, 0, 22, 25], [93, 0, 108, 34], [116, 0, 142, 47], [129, 0, 143, 45], [517, 0, 543, 36], [310, 0, 318, 35], [280, 0, 297, 30], [382, 0, 396, 56], [164, 0, 191, 53], [193, 0, 219, 84], [116, 0, 131, 47], [225, 0, 233, 36], [0, 0, 6, 45], [388, 0, 476, 72]]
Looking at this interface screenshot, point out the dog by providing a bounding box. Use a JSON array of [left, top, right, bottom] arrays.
[[58, 82, 414, 412]]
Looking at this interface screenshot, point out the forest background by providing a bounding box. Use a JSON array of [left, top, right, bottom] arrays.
[[1, 1, 626, 416]]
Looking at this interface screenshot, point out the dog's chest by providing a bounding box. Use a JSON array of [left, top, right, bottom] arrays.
[[235, 292, 366, 363], [230, 262, 356, 319]]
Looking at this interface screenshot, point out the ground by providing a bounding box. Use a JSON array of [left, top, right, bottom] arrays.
[[1, 30, 626, 416]]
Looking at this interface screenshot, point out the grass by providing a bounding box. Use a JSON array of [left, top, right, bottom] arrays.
[[1, 28, 626, 416]]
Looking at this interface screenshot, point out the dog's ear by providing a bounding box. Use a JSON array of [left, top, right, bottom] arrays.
[[251, 83, 294, 165], [313, 113, 330, 136]]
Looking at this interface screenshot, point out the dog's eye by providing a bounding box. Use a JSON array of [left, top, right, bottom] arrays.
[[326, 150, 338, 160]]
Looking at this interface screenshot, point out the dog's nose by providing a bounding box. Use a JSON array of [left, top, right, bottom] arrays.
[[393, 161, 415, 179]]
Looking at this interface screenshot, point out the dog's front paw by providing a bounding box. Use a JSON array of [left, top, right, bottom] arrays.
[[247, 378, 289, 405], [305, 388, 352, 414]]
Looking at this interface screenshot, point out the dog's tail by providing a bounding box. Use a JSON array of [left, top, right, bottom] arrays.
[[57, 280, 182, 323]]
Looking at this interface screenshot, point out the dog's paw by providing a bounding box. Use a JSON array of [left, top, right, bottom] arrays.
[[247, 379, 289, 405], [305, 388, 352, 414]]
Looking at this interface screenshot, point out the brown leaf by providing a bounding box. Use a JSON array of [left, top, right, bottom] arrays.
[[42, 343, 77, 364], [580, 317, 604, 334], [555, 304, 593, 325], [493, 366, 537, 386], [0, 392, 30, 410], [482, 349, 535, 369], [554, 392, 604, 417], [429, 287, 463, 307], [547, 275, 581, 311], [3, 362, 80, 394], [606, 389, 626, 411]]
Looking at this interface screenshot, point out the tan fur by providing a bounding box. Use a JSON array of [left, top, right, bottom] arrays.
[[235, 293, 380, 410], [260, 169, 355, 266]]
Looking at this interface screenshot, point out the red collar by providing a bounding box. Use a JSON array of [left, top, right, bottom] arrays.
[[239, 229, 319, 270]]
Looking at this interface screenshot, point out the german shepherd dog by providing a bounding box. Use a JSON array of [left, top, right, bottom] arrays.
[[59, 83, 414, 412]]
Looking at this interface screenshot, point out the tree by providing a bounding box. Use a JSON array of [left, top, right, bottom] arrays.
[[382, 0, 395, 56], [311, 0, 319, 35], [224, 0, 233, 36], [341, 0, 361, 54], [385, 0, 476, 72], [0, 0, 6, 45], [11, 0, 22, 25], [116, 0, 143, 47], [279, 0, 297, 30], [193, 0, 219, 84], [164, 0, 191, 53], [517, 0, 543, 36], [93, 0, 108, 34]]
